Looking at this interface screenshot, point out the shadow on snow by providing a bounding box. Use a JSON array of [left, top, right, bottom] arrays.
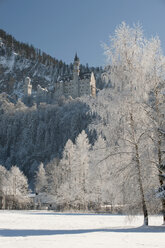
[[0, 226, 165, 237], [26, 212, 114, 216]]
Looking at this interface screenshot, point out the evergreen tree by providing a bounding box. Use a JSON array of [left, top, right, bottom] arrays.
[[9, 166, 29, 196], [73, 130, 90, 209], [45, 158, 60, 196], [35, 163, 47, 194], [57, 139, 75, 208]]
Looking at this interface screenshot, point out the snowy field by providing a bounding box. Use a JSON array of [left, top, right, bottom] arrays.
[[0, 211, 165, 248]]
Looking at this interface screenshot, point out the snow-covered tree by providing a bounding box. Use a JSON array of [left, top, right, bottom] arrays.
[[7, 166, 29, 209], [73, 130, 91, 209], [139, 39, 165, 223], [57, 139, 75, 208], [35, 163, 47, 194], [9, 166, 29, 196], [45, 158, 61, 197], [60, 139, 75, 184], [89, 136, 108, 206], [103, 22, 162, 225], [0, 165, 9, 195], [0, 165, 30, 209]]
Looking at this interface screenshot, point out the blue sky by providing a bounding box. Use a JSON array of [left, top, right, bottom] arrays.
[[0, 0, 165, 66]]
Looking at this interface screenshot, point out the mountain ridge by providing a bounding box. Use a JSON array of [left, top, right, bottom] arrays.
[[0, 29, 103, 99]]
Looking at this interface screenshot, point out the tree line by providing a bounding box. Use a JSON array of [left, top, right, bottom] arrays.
[[0, 29, 102, 81], [0, 29, 61, 67]]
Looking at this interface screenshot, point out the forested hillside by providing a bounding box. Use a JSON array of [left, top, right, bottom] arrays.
[[0, 93, 98, 180], [0, 29, 106, 186], [0, 29, 104, 97]]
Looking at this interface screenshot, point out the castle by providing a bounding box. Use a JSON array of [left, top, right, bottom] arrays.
[[24, 54, 96, 100]]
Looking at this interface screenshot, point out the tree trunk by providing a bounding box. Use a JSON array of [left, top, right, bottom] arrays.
[[130, 113, 149, 226], [162, 198, 165, 225], [157, 137, 165, 224], [155, 89, 165, 224], [135, 144, 149, 226]]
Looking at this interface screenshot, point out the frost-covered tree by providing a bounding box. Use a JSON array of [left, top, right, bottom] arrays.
[[57, 139, 75, 208], [72, 130, 91, 209], [60, 139, 75, 184], [89, 136, 108, 206], [103, 22, 146, 97], [0, 165, 29, 209], [35, 163, 47, 194], [7, 166, 29, 209], [9, 166, 29, 196], [0, 165, 9, 195], [139, 38, 165, 223], [45, 158, 61, 197], [103, 22, 163, 225]]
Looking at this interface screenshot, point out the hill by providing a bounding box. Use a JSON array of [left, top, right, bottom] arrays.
[[0, 29, 103, 98], [0, 29, 108, 184]]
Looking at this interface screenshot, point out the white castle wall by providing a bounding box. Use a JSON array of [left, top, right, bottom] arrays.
[[54, 57, 96, 99], [24, 56, 96, 101], [24, 77, 32, 96], [54, 74, 96, 99]]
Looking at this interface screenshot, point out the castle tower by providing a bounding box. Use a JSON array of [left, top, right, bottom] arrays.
[[90, 72, 96, 97], [73, 53, 80, 97], [73, 53, 80, 81], [24, 77, 32, 96]]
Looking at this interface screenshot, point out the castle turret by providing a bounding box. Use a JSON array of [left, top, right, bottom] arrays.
[[90, 72, 96, 97], [24, 77, 32, 96], [73, 53, 80, 97], [73, 53, 80, 81]]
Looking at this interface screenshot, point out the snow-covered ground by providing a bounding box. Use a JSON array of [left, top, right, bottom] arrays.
[[0, 211, 164, 248]]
